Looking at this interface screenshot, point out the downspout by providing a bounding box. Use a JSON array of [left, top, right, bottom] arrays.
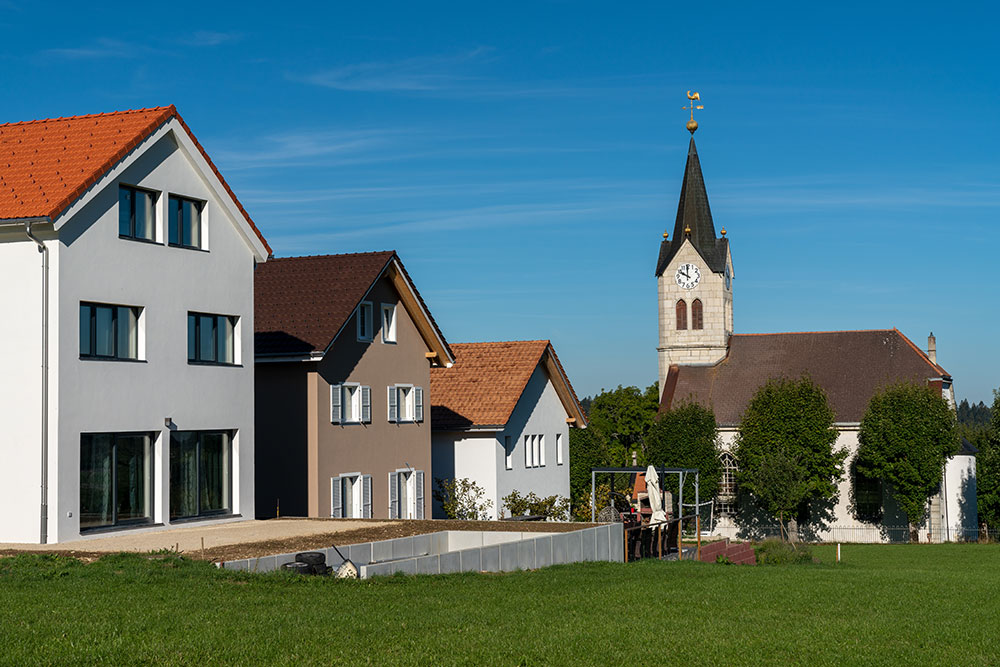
[[25, 221, 49, 544]]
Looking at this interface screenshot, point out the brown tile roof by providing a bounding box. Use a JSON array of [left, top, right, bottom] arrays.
[[430, 340, 586, 430], [662, 329, 950, 426], [0, 106, 271, 255], [254, 251, 452, 361]]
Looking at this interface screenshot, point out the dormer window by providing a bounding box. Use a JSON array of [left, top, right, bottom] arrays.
[[119, 186, 156, 242], [168, 195, 203, 249]]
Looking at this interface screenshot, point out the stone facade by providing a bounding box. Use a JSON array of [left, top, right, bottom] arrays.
[[657, 238, 733, 392]]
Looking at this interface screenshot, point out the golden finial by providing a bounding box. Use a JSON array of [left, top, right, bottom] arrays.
[[684, 225, 692, 237], [682, 91, 703, 135], [663, 230, 669, 239], [720, 227, 727, 236]]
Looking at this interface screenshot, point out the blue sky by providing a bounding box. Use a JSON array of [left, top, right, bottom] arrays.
[[2, 2, 998, 403]]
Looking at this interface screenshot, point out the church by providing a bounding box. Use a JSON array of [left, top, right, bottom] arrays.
[[655, 108, 977, 543]]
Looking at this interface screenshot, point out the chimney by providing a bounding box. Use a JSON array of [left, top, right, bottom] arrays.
[[927, 332, 937, 364]]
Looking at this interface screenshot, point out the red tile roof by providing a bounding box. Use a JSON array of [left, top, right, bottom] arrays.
[[661, 329, 950, 426], [254, 251, 452, 361], [0, 106, 270, 255], [430, 340, 585, 430]]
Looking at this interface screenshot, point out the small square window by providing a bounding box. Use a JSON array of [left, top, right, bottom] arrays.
[[357, 302, 373, 341], [168, 195, 203, 249], [381, 304, 397, 343]]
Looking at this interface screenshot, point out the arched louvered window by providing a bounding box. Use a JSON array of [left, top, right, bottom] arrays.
[[692, 299, 704, 330], [675, 299, 687, 330], [717, 452, 738, 516]]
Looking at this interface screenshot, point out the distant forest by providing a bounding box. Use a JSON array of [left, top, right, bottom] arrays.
[[958, 399, 992, 426]]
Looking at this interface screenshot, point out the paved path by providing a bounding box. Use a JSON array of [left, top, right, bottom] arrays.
[[1, 518, 388, 553]]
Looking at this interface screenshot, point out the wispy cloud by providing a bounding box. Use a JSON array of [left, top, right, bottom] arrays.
[[212, 128, 406, 169], [177, 30, 242, 47], [296, 47, 492, 92], [41, 37, 162, 60]]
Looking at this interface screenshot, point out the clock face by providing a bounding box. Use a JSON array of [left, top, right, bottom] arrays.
[[675, 263, 701, 289]]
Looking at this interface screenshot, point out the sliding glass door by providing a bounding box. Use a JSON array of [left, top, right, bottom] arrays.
[[170, 431, 232, 520], [80, 433, 152, 530]]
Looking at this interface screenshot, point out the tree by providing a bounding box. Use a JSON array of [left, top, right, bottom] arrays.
[[432, 477, 494, 520], [645, 401, 722, 502], [735, 376, 846, 535], [856, 382, 959, 539], [568, 427, 609, 513], [977, 389, 1000, 533]]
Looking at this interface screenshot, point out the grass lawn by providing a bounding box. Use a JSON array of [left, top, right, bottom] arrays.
[[2, 544, 998, 665]]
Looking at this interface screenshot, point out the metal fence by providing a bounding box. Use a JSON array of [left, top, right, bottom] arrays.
[[710, 522, 1000, 544]]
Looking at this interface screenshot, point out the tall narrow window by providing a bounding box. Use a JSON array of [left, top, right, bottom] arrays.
[[505, 436, 513, 470], [80, 302, 140, 360], [169, 430, 231, 520], [675, 299, 688, 330], [80, 432, 153, 530], [168, 195, 203, 249], [118, 186, 156, 241], [692, 299, 704, 330], [556, 433, 564, 465], [187, 312, 237, 364], [381, 304, 397, 343], [717, 452, 738, 517], [357, 302, 373, 341]]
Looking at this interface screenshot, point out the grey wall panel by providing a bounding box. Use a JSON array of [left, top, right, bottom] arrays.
[[416, 555, 440, 575], [439, 550, 462, 574], [253, 556, 277, 573], [581, 528, 597, 561], [517, 539, 535, 570], [274, 553, 297, 568], [499, 542, 518, 572], [552, 533, 570, 565], [567, 530, 582, 563], [392, 536, 414, 560], [460, 548, 481, 572], [481, 545, 500, 571], [610, 523, 625, 562], [412, 534, 431, 557], [348, 542, 373, 565], [534, 536, 552, 568], [393, 558, 417, 575], [432, 531, 449, 555], [596, 526, 610, 561], [372, 539, 393, 563]]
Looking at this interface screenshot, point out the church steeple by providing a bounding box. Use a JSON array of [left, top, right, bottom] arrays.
[[655, 137, 729, 277]]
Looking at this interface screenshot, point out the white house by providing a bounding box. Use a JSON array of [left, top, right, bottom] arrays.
[[430, 340, 587, 520], [0, 106, 270, 544]]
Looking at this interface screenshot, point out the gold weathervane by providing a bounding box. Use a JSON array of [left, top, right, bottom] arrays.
[[682, 91, 703, 134]]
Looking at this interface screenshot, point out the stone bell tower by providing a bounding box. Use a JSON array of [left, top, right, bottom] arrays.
[[655, 103, 733, 396]]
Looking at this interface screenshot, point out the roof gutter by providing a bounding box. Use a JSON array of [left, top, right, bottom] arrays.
[[24, 221, 50, 544]]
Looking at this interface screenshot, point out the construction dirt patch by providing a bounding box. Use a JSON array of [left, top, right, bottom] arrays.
[[0, 518, 596, 563]]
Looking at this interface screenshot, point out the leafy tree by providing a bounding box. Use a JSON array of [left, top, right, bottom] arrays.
[[645, 401, 722, 501], [501, 490, 570, 521], [585, 383, 660, 465], [977, 389, 1000, 532], [568, 427, 610, 513], [856, 382, 959, 539], [957, 398, 991, 426], [735, 376, 846, 535], [432, 477, 494, 520]]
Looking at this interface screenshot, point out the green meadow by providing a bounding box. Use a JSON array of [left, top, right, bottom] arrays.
[[1, 544, 996, 665]]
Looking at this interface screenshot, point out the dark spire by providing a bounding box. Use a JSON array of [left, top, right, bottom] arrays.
[[655, 137, 728, 276]]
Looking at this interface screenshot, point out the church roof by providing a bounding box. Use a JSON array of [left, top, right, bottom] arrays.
[[655, 137, 729, 276], [661, 329, 951, 426]]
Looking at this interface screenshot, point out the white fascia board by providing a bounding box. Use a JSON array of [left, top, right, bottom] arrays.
[[50, 118, 269, 262], [388, 257, 454, 366]]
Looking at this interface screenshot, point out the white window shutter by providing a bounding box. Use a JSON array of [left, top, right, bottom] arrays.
[[540, 435, 546, 467], [330, 385, 342, 424], [415, 470, 425, 519], [557, 433, 564, 465], [331, 476, 342, 518], [388, 472, 399, 518], [388, 386, 398, 423], [414, 387, 424, 422], [525, 435, 531, 468], [362, 475, 372, 518], [361, 386, 371, 423]]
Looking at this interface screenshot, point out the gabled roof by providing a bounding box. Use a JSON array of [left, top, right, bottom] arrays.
[[254, 250, 453, 364], [430, 340, 587, 431], [0, 106, 271, 255], [661, 329, 950, 426], [655, 137, 729, 276]]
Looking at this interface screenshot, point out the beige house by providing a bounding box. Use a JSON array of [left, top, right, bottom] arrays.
[[254, 251, 453, 520]]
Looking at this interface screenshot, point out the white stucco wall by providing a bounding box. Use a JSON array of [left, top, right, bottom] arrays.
[[1, 127, 260, 543], [943, 454, 976, 540], [0, 230, 56, 542], [431, 432, 499, 519]]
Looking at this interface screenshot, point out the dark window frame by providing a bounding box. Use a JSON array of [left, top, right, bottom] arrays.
[[675, 299, 688, 330], [167, 194, 205, 250], [80, 431, 155, 532], [692, 299, 704, 330], [118, 185, 158, 243], [187, 312, 238, 365], [169, 430, 233, 521], [80, 301, 142, 361]]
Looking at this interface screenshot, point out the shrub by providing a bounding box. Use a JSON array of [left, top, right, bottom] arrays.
[[754, 538, 815, 565], [432, 477, 494, 520], [502, 490, 571, 521]]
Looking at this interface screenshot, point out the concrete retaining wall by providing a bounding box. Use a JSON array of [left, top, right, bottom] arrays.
[[218, 524, 624, 577]]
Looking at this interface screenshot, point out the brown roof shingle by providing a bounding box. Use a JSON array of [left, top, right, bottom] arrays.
[[662, 329, 950, 426], [0, 106, 270, 255], [430, 340, 585, 430]]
